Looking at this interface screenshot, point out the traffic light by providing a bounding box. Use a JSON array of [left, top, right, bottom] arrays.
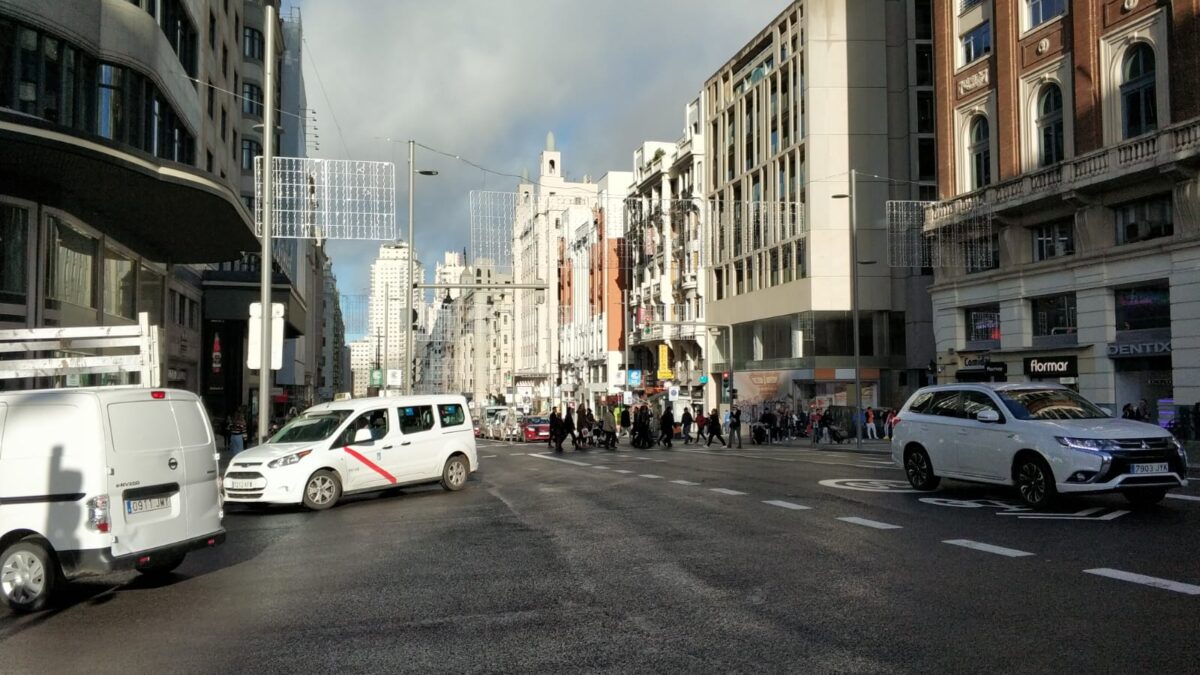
[[722, 372, 731, 399]]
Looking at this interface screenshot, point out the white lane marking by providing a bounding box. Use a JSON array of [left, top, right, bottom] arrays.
[[836, 517, 902, 530], [639, 474, 663, 479], [943, 539, 1034, 558], [1166, 493, 1200, 502], [592, 466, 610, 470], [671, 480, 700, 486], [613, 469, 634, 474], [481, 455, 498, 459], [527, 453, 591, 467], [710, 488, 747, 496], [763, 500, 812, 510], [1084, 568, 1200, 596]]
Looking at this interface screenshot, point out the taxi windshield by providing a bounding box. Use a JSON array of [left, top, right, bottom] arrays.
[[269, 410, 353, 443]]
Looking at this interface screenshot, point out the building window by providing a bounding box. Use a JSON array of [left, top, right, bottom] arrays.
[[918, 138, 936, 181], [220, 106, 226, 141], [206, 79, 214, 117], [96, 64, 123, 141], [0, 203, 29, 304], [1031, 293, 1076, 337], [969, 115, 991, 189], [103, 247, 136, 319], [1115, 283, 1169, 331], [1115, 194, 1172, 245], [916, 0, 932, 40], [46, 216, 97, 310], [243, 27, 264, 61], [242, 82, 263, 116], [241, 139, 261, 171], [1028, 0, 1066, 29], [222, 44, 228, 78], [1031, 220, 1074, 260], [208, 11, 215, 49], [137, 264, 162, 326], [916, 44, 933, 86], [964, 232, 999, 273], [961, 22, 991, 66], [917, 91, 935, 133], [206, 149, 213, 173], [965, 304, 1001, 343], [1037, 84, 1064, 166], [1121, 43, 1157, 139]]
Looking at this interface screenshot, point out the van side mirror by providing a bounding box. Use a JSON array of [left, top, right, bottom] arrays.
[[352, 428, 374, 445], [976, 409, 1001, 424]]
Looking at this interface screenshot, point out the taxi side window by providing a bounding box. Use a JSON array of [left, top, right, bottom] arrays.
[[438, 404, 465, 427], [337, 409, 389, 446], [398, 405, 436, 434]]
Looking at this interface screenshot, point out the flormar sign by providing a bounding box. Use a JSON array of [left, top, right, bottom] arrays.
[[1106, 341, 1171, 358], [1023, 356, 1078, 378]]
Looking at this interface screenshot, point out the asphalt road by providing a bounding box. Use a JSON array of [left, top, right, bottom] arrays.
[[3, 437, 1199, 673]]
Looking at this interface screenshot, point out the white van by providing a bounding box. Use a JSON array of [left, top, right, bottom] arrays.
[[0, 388, 225, 612], [223, 394, 478, 510]]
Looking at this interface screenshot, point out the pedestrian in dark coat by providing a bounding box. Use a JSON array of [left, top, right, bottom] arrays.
[[660, 406, 675, 448], [549, 407, 564, 452], [680, 408, 694, 444], [705, 408, 725, 447]]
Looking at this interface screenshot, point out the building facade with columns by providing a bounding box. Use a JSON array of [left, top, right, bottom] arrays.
[[925, 0, 1200, 434]]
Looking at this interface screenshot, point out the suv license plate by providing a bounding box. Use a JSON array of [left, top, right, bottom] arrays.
[[126, 497, 170, 514], [1131, 463, 1169, 474]]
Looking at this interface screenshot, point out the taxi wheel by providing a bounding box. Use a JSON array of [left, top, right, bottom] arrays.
[[303, 470, 342, 510], [441, 455, 469, 492], [1, 538, 59, 613]]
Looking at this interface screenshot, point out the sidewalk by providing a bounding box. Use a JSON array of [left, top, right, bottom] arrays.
[[676, 435, 893, 455]]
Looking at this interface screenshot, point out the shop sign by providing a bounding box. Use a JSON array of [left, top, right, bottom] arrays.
[[656, 344, 674, 380], [1107, 341, 1171, 358], [1023, 356, 1077, 378]]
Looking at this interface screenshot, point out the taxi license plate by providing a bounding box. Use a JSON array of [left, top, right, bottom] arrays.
[[1131, 463, 1169, 474], [126, 497, 170, 514], [230, 479, 256, 490]]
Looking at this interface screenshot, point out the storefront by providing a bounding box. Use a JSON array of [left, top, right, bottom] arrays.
[[732, 368, 882, 415], [955, 356, 1007, 383], [1022, 355, 1078, 391], [1108, 338, 1172, 426]]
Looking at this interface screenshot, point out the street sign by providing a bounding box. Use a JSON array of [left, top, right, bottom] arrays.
[[699, 375, 709, 384], [247, 302, 284, 370], [668, 386, 680, 401], [627, 370, 643, 387], [369, 369, 383, 387], [622, 391, 634, 405], [386, 369, 403, 387]]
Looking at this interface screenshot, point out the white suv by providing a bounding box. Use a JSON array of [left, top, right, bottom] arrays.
[[891, 384, 1188, 508]]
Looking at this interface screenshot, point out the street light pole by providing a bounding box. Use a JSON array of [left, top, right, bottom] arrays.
[[405, 140, 415, 395], [848, 169, 863, 451], [256, 3, 277, 444]]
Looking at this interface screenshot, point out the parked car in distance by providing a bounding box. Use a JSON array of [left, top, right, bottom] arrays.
[[223, 395, 477, 511], [486, 409, 521, 441], [518, 416, 551, 443], [891, 383, 1188, 508], [0, 388, 225, 612]]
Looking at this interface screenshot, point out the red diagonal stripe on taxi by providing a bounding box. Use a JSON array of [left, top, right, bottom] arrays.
[[342, 447, 397, 484]]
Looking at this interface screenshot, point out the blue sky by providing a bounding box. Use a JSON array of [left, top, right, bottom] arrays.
[[291, 0, 792, 304]]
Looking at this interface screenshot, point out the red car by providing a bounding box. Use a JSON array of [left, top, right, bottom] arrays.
[[518, 416, 551, 443]]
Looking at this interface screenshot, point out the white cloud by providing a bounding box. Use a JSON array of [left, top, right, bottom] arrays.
[[295, 0, 791, 296]]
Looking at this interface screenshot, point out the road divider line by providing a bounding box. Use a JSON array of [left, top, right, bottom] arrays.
[[481, 455, 497, 459], [592, 466, 610, 470], [1084, 568, 1200, 595], [527, 453, 591, 467], [943, 539, 1034, 558], [763, 500, 812, 510], [1166, 493, 1200, 502], [711, 488, 747, 496], [613, 469, 634, 474], [671, 480, 700, 486], [639, 474, 663, 479], [836, 517, 902, 530]]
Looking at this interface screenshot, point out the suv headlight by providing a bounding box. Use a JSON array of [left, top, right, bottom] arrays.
[[1173, 438, 1189, 469], [1055, 437, 1117, 453], [268, 449, 312, 468]]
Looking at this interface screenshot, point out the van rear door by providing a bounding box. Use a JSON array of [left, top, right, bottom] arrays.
[[169, 396, 222, 538], [104, 391, 192, 557]]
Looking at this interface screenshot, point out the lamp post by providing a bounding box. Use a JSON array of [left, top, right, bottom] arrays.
[[833, 170, 864, 451], [404, 140, 438, 395]]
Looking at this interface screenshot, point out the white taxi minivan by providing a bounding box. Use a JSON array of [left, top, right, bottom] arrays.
[[223, 395, 477, 510], [0, 388, 225, 612], [891, 383, 1188, 508]]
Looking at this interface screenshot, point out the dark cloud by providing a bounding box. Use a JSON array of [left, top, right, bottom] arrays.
[[296, 0, 791, 295]]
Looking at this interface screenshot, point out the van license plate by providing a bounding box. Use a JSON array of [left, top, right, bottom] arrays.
[[1131, 463, 1169, 474], [126, 497, 170, 514], [230, 480, 256, 489]]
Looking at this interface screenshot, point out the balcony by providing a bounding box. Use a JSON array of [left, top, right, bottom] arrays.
[[929, 119, 1200, 228]]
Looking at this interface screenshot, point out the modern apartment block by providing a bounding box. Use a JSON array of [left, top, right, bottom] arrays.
[[626, 98, 708, 410], [0, 0, 255, 391], [558, 171, 631, 411], [702, 0, 936, 413], [926, 0, 1200, 432]]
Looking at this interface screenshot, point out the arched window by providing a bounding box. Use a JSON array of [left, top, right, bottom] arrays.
[[1121, 43, 1157, 139], [1037, 84, 1064, 166], [969, 116, 991, 190]]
